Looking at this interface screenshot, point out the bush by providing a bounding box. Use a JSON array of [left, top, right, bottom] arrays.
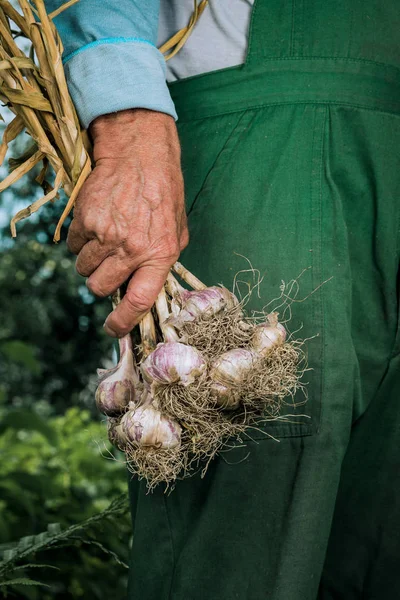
[[0, 405, 131, 599]]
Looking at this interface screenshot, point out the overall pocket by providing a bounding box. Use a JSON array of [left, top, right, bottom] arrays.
[[178, 110, 255, 217], [177, 104, 328, 439]]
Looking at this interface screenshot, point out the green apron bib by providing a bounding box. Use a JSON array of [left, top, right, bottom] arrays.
[[128, 2, 400, 598]]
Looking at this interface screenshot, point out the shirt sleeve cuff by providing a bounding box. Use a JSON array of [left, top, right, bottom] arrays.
[[63, 40, 177, 129]]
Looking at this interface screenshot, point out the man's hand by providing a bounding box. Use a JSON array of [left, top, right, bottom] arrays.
[[67, 109, 188, 338]]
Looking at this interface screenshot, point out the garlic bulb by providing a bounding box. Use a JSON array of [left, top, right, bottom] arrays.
[[209, 381, 241, 410], [95, 334, 140, 416], [209, 348, 258, 408], [251, 313, 286, 356], [141, 342, 206, 387], [171, 286, 239, 326], [107, 418, 126, 449], [119, 404, 181, 449]]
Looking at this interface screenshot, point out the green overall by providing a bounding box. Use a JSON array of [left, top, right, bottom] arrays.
[[128, 2, 400, 598]]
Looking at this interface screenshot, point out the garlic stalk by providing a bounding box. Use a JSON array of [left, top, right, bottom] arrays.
[[95, 333, 140, 416], [166, 273, 186, 318], [139, 310, 157, 357], [251, 312, 286, 356], [119, 402, 181, 449], [172, 261, 207, 291], [209, 348, 258, 408], [155, 286, 179, 342], [141, 342, 206, 387]]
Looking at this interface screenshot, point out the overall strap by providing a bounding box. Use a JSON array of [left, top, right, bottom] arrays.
[[169, 0, 400, 122], [245, 0, 295, 69], [245, 0, 400, 72]]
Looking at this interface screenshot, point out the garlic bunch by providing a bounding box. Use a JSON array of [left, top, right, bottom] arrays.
[[141, 342, 206, 387], [95, 334, 140, 416], [171, 286, 239, 326], [209, 348, 258, 408], [119, 402, 181, 449], [251, 312, 286, 356]]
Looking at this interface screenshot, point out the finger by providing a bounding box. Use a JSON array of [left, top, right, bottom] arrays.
[[86, 254, 134, 297], [75, 239, 112, 277], [180, 224, 189, 250], [104, 264, 170, 337], [67, 217, 92, 255], [179, 210, 189, 249]]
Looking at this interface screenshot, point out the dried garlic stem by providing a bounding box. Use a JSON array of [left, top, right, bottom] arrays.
[[48, 0, 80, 20], [166, 272, 186, 298], [172, 261, 207, 291], [139, 311, 157, 358], [155, 286, 179, 342], [111, 288, 122, 310], [10, 168, 64, 237]]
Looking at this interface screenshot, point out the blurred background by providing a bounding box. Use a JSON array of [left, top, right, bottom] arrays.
[[0, 69, 132, 600]]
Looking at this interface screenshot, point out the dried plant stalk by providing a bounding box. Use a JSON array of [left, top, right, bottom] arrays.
[[0, 0, 89, 239], [0, 116, 24, 165], [155, 286, 179, 342], [139, 312, 157, 358], [159, 0, 208, 60], [0, 149, 44, 192], [173, 261, 207, 290]]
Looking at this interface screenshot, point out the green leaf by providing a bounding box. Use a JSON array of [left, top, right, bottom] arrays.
[[12, 563, 59, 571], [67, 537, 129, 569], [0, 577, 49, 587], [0, 341, 41, 375], [0, 496, 129, 575], [0, 409, 57, 444]]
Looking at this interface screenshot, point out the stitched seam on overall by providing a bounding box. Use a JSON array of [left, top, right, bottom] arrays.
[[307, 106, 324, 436], [290, 0, 296, 57], [389, 204, 400, 358], [316, 108, 328, 434], [163, 495, 177, 600], [168, 57, 400, 93], [243, 0, 258, 67], [177, 102, 400, 125], [248, 55, 400, 74]]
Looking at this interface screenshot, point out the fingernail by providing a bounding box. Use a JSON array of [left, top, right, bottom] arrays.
[[103, 320, 118, 338]]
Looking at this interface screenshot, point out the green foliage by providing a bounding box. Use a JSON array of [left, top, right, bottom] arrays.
[[0, 407, 131, 599], [0, 496, 130, 599], [0, 237, 111, 414]]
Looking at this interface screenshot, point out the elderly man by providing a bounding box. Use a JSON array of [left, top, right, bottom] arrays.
[[45, 1, 400, 599]]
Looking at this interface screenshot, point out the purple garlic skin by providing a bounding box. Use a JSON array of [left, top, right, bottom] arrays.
[[95, 334, 140, 416], [251, 313, 286, 356], [141, 342, 206, 387], [209, 348, 258, 408], [171, 286, 239, 326], [108, 419, 126, 449], [120, 404, 181, 449]]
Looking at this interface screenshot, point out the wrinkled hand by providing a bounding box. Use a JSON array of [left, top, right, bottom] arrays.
[[67, 109, 188, 337]]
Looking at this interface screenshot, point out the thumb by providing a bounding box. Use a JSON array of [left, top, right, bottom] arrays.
[[103, 264, 169, 338]]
